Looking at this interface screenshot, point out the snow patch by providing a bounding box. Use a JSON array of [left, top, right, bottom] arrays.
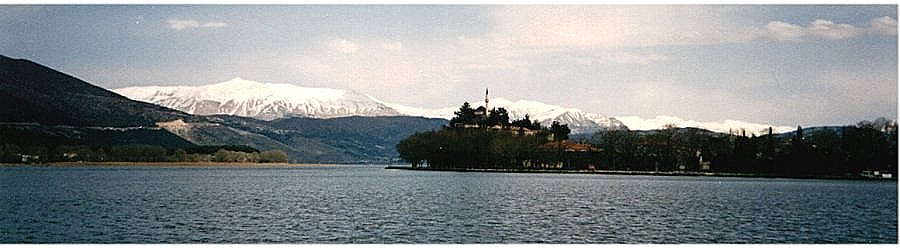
[[614, 115, 794, 135], [114, 78, 399, 120]]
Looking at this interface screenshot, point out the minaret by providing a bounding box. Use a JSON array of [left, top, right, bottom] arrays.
[[484, 88, 489, 114]]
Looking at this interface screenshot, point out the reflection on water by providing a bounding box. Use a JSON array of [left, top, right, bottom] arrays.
[[0, 165, 896, 243]]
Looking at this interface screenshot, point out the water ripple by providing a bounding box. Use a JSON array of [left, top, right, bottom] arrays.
[[0, 165, 895, 243]]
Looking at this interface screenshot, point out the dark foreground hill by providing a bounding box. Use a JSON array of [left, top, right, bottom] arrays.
[[0, 54, 200, 150], [0, 55, 197, 127], [0, 55, 446, 163]]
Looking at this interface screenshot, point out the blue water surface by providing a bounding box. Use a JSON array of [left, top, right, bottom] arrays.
[[0, 165, 896, 243]]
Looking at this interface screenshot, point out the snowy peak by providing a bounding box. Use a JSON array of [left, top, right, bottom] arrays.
[[491, 98, 628, 133], [114, 78, 399, 120], [389, 97, 627, 134], [386, 103, 457, 119]]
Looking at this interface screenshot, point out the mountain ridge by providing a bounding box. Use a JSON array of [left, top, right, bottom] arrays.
[[115, 78, 797, 134], [114, 78, 628, 134], [114, 78, 400, 121]]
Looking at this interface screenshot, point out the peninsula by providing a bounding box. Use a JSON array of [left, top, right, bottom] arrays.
[[395, 95, 898, 180]]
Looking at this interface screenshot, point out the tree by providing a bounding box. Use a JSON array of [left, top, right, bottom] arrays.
[[511, 114, 542, 130], [663, 124, 677, 170], [786, 125, 809, 175], [52, 145, 94, 162], [550, 121, 570, 141], [174, 149, 188, 162], [109, 144, 168, 162], [397, 132, 432, 167], [213, 149, 262, 162], [0, 144, 22, 163], [488, 107, 511, 127], [260, 150, 289, 163], [24, 146, 48, 163], [593, 129, 637, 170], [450, 102, 476, 126], [95, 148, 107, 162]]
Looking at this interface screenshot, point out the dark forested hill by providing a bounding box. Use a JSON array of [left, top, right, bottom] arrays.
[[0, 55, 198, 127], [0, 55, 197, 150]]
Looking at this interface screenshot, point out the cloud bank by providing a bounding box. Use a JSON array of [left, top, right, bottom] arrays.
[[167, 19, 228, 30], [751, 16, 898, 41]]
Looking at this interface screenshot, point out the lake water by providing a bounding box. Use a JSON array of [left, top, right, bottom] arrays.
[[0, 164, 896, 243]]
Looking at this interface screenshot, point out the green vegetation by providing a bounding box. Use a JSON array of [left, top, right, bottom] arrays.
[[0, 144, 288, 164], [398, 128, 550, 169], [399, 102, 590, 169], [399, 102, 897, 178], [585, 118, 897, 177]]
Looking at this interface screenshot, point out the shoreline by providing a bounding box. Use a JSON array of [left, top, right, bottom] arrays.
[[384, 166, 896, 181], [3, 162, 327, 167]]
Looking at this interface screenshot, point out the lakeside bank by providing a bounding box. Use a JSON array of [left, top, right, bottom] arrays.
[[3, 162, 326, 167], [384, 166, 895, 180]]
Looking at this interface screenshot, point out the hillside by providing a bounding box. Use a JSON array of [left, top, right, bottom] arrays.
[[0, 55, 196, 127], [0, 55, 198, 150], [267, 116, 449, 162], [0, 55, 448, 163]]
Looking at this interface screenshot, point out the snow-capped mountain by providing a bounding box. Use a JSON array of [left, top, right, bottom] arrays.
[[390, 98, 794, 135], [388, 98, 628, 134], [114, 78, 400, 120], [114, 78, 788, 135], [484, 98, 627, 134], [615, 115, 795, 135], [116, 78, 626, 133], [383, 103, 456, 119]]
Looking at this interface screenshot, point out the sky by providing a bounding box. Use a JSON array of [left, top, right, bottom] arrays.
[[0, 5, 896, 128]]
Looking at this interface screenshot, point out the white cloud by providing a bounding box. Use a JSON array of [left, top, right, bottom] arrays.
[[806, 19, 861, 40], [167, 19, 227, 30], [751, 16, 896, 42], [760, 21, 804, 41], [328, 38, 359, 54], [870, 16, 899, 35]]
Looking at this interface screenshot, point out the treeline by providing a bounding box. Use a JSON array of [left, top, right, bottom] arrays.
[[0, 144, 288, 164], [398, 128, 550, 168], [398, 114, 897, 177], [398, 101, 578, 169], [586, 118, 897, 176]]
